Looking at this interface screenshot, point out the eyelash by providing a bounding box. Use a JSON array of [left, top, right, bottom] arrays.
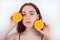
[[22, 14, 26, 16], [22, 13, 34, 16], [30, 13, 34, 15]]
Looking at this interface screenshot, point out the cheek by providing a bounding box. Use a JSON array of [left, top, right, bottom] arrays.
[[32, 14, 38, 20], [31, 16, 38, 23], [32, 15, 38, 20], [22, 17, 26, 25]]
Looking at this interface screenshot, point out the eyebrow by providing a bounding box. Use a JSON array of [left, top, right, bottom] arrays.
[[29, 11, 35, 13], [22, 11, 26, 13], [22, 11, 35, 14]]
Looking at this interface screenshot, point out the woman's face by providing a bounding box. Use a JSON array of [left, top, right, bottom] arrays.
[[21, 5, 39, 28]]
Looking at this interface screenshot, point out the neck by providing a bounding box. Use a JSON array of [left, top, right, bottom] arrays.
[[26, 27, 34, 32], [22, 27, 36, 35]]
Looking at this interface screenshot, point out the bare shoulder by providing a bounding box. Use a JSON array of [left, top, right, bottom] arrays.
[[5, 32, 19, 40]]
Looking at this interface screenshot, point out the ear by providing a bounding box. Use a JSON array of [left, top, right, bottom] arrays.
[[37, 14, 39, 20]]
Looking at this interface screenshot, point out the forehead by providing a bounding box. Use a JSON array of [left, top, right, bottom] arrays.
[[22, 5, 36, 12]]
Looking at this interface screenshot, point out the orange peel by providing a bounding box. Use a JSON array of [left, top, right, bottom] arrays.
[[13, 12, 22, 22], [34, 20, 44, 30]]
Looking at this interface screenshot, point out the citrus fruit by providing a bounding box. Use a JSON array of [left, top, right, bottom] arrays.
[[34, 20, 44, 30], [13, 12, 22, 22]]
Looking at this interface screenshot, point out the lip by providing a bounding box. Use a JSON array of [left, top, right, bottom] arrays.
[[26, 21, 31, 23]]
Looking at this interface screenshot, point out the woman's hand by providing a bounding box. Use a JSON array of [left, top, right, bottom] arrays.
[[38, 23, 51, 36], [37, 23, 53, 40], [0, 14, 18, 40], [8, 16, 18, 29], [5, 15, 18, 34]]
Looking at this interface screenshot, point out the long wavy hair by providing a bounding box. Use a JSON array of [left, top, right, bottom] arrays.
[[17, 3, 42, 33]]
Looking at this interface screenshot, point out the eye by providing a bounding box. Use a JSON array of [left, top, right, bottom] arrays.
[[22, 11, 26, 16], [30, 13, 34, 15], [29, 11, 35, 15], [22, 14, 26, 16]]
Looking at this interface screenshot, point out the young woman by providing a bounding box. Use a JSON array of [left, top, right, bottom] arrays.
[[1, 3, 53, 40]]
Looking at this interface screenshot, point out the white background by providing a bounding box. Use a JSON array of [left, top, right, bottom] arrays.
[[0, 0, 60, 40]]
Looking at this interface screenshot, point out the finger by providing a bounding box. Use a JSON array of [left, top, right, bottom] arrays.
[[44, 23, 51, 29], [10, 12, 15, 21], [10, 15, 13, 21], [37, 29, 45, 34]]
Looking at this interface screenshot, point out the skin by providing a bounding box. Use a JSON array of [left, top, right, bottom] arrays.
[[0, 5, 53, 40], [0, 16, 17, 40]]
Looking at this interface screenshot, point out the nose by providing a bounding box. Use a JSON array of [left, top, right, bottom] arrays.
[[26, 15, 31, 20]]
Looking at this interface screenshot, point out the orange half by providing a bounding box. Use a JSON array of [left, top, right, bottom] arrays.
[[34, 20, 44, 30], [13, 12, 22, 22]]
